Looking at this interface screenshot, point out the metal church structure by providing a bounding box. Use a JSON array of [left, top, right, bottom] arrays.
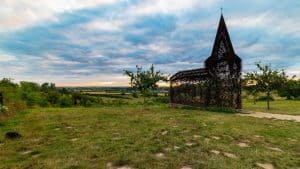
[[170, 14, 242, 109]]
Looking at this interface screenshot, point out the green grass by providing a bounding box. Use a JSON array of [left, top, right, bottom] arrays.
[[0, 105, 299, 169], [243, 99, 300, 115]]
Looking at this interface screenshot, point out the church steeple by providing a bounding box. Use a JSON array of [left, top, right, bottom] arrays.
[[211, 14, 236, 57]]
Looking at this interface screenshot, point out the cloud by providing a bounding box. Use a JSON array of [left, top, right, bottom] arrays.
[[83, 19, 124, 32], [0, 52, 16, 61], [125, 0, 219, 17], [0, 0, 300, 86], [0, 0, 119, 32], [227, 12, 300, 37]]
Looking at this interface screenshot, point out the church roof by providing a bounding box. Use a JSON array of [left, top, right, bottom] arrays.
[[170, 68, 208, 81]]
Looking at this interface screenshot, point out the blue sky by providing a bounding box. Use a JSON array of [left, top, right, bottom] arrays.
[[0, 0, 299, 86]]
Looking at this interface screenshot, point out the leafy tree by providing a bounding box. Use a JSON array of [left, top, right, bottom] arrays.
[[244, 63, 287, 110], [59, 95, 73, 107], [123, 64, 168, 106], [41, 82, 56, 93], [278, 78, 300, 99], [0, 78, 19, 103], [46, 90, 60, 105], [19, 81, 42, 106]]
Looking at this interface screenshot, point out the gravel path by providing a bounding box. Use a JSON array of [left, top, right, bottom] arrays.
[[238, 112, 300, 122]]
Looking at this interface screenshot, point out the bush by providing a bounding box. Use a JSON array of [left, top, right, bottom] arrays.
[[21, 92, 42, 107], [153, 96, 169, 104], [46, 90, 60, 105], [132, 92, 138, 98], [60, 95, 73, 107], [38, 96, 50, 107], [257, 95, 274, 101]]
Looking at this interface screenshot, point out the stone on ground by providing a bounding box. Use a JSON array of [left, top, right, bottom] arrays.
[[70, 138, 78, 142], [223, 152, 238, 159], [181, 166, 192, 169], [287, 138, 297, 142], [161, 131, 168, 135], [256, 162, 274, 169], [204, 138, 210, 142], [20, 150, 33, 155], [210, 150, 220, 155], [107, 162, 134, 169], [193, 135, 201, 138], [267, 147, 283, 152], [163, 147, 172, 152], [211, 136, 220, 140], [237, 142, 250, 148], [116, 166, 133, 169], [185, 142, 196, 147], [174, 146, 180, 150], [155, 152, 165, 159]]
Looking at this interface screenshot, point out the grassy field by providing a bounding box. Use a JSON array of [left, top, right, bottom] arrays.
[[0, 104, 299, 169], [243, 100, 300, 115]]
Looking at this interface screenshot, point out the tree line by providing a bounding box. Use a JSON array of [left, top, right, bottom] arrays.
[[0, 78, 100, 114]]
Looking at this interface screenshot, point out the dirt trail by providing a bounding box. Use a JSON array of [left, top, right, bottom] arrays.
[[238, 112, 300, 122]]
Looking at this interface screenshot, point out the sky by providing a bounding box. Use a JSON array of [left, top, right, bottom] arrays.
[[0, 0, 299, 86]]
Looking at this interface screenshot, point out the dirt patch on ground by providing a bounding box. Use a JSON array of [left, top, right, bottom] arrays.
[[238, 112, 300, 122]]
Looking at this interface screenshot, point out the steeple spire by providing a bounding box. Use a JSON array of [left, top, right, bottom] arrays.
[[210, 13, 235, 56]]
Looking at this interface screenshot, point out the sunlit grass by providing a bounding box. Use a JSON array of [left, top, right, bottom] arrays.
[[0, 105, 299, 169], [243, 99, 300, 115]]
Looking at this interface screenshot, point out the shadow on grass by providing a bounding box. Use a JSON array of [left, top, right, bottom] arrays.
[[172, 105, 238, 114]]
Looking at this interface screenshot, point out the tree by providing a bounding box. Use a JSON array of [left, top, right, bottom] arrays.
[[278, 78, 300, 99], [123, 65, 168, 106], [244, 63, 287, 110], [19, 81, 42, 106], [41, 82, 56, 93]]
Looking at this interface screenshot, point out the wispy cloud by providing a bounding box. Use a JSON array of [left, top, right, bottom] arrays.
[[0, 0, 299, 86]]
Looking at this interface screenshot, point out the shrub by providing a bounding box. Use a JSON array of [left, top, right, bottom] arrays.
[[38, 96, 50, 107], [153, 96, 169, 104], [60, 95, 73, 107], [132, 92, 138, 98], [46, 90, 60, 105]]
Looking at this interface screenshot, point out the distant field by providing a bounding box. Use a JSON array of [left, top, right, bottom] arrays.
[[0, 105, 299, 169], [243, 100, 300, 115]]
